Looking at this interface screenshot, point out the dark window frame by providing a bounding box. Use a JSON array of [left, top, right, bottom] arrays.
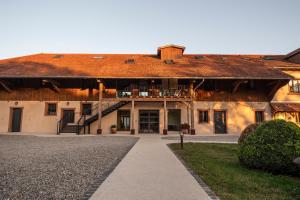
[[81, 103, 92, 115], [117, 110, 131, 131], [198, 110, 209, 123], [45, 103, 57, 116], [255, 110, 265, 123]]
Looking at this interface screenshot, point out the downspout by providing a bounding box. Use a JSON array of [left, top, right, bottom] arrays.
[[193, 78, 205, 94]]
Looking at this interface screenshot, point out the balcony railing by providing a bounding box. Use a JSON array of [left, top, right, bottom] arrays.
[[114, 85, 190, 98]]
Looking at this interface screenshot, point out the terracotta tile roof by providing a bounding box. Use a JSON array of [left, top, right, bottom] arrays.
[[271, 103, 300, 112], [0, 53, 297, 79]]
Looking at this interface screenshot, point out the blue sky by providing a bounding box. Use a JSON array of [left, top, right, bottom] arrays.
[[0, 0, 299, 59]]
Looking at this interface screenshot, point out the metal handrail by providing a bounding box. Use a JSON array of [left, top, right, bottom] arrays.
[[76, 114, 86, 135], [57, 114, 70, 135]]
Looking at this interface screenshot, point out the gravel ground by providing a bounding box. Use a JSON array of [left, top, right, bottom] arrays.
[[0, 135, 138, 200], [162, 135, 239, 143]]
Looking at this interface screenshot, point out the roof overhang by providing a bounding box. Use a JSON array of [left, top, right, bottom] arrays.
[[0, 76, 291, 80], [271, 103, 300, 112]]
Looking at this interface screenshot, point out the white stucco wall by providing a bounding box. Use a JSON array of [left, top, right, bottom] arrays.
[[0, 100, 271, 135], [193, 101, 272, 135]]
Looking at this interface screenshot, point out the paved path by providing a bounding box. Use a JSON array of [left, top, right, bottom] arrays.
[[90, 135, 211, 200]]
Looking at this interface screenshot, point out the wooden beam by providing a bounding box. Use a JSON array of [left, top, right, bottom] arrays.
[[97, 81, 103, 134], [266, 80, 278, 87], [0, 80, 12, 93], [42, 79, 60, 93], [232, 80, 247, 94], [268, 80, 284, 99], [163, 99, 167, 135], [190, 100, 195, 135], [130, 100, 135, 135]]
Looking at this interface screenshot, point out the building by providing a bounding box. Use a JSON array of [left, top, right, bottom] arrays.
[[270, 48, 300, 124], [0, 44, 299, 135]]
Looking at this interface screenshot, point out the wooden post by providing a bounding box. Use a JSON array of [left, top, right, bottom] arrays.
[[189, 81, 195, 135], [163, 99, 168, 135], [97, 80, 103, 134], [130, 100, 135, 135], [186, 104, 190, 132], [83, 115, 86, 134]]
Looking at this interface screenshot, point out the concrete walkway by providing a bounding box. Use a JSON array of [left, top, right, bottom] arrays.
[[90, 135, 211, 200]]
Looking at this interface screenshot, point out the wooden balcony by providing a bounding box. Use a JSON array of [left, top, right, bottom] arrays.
[[103, 85, 192, 101]]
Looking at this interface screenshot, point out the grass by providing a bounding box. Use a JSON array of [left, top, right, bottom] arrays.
[[169, 143, 300, 200]]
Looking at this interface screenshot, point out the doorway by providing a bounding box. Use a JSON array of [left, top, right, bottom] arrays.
[[62, 109, 75, 124], [10, 108, 23, 132], [168, 109, 181, 131], [139, 110, 159, 133], [214, 111, 227, 134]]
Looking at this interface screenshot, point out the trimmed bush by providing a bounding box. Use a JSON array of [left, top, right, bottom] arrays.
[[238, 123, 260, 144], [238, 120, 300, 175]]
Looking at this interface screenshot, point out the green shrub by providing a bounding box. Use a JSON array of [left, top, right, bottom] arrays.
[[238, 120, 300, 175], [238, 123, 260, 144]]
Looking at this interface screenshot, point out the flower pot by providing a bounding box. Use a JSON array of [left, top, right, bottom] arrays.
[[181, 129, 188, 134], [111, 127, 117, 134]]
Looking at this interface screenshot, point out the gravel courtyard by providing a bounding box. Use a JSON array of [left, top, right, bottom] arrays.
[[0, 135, 138, 200]]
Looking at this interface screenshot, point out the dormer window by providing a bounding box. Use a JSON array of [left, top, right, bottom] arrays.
[[195, 55, 204, 60], [125, 59, 135, 64], [93, 56, 104, 59], [164, 59, 175, 64], [53, 54, 64, 59]]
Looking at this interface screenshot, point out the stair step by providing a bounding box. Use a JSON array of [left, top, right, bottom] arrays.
[[60, 124, 82, 133]]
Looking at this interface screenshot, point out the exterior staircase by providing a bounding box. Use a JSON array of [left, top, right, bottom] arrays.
[[60, 124, 83, 133], [57, 101, 129, 134], [84, 101, 129, 125]]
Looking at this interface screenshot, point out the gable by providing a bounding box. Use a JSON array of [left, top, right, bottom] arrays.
[[284, 48, 300, 64]]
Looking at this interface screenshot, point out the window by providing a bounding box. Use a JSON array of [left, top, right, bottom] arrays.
[[45, 103, 57, 116], [199, 110, 209, 123], [117, 110, 130, 131], [289, 79, 300, 93], [82, 103, 92, 115], [255, 111, 264, 123]]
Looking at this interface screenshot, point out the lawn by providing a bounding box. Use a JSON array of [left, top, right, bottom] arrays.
[[169, 143, 300, 200]]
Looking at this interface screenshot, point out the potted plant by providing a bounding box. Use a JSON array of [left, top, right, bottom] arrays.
[[110, 125, 117, 134], [180, 123, 190, 134]]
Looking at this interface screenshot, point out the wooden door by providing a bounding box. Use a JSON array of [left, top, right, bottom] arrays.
[[62, 110, 75, 124], [214, 111, 227, 134], [11, 108, 22, 132]]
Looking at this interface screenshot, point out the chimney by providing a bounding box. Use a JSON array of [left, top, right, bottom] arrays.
[[157, 44, 185, 61]]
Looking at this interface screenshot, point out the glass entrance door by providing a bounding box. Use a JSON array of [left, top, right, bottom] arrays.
[[139, 110, 159, 133]]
